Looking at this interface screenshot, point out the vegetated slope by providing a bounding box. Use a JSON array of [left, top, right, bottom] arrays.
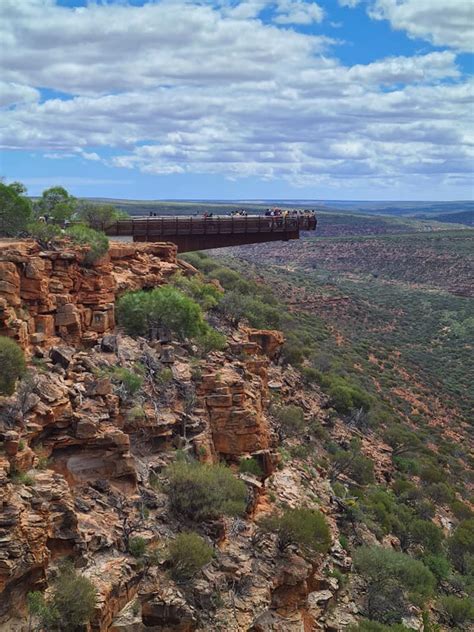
[[1, 237, 474, 631], [307, 212, 466, 238], [211, 220, 474, 428], [424, 210, 474, 227]]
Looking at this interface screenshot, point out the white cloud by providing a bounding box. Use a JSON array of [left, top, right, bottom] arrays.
[[0, 81, 39, 107], [273, 1, 324, 25], [369, 0, 474, 52], [0, 0, 472, 195]]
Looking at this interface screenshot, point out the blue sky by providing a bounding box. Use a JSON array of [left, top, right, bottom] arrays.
[[1, 0, 473, 200]]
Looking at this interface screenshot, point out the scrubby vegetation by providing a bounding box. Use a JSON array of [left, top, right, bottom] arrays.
[[354, 546, 435, 623], [168, 532, 214, 581], [166, 459, 247, 521], [261, 507, 331, 555], [27, 561, 97, 630], [117, 286, 205, 340], [66, 224, 109, 264], [0, 336, 27, 396]]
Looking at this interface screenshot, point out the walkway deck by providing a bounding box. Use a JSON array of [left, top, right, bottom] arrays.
[[100, 214, 317, 252]]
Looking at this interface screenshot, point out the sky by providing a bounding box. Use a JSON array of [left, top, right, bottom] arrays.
[[1, 0, 473, 200]]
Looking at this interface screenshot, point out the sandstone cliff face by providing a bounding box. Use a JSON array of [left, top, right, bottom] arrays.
[[0, 241, 350, 632], [0, 240, 178, 352]]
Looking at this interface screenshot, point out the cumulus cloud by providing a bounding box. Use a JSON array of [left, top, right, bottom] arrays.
[[345, 0, 474, 52], [0, 0, 472, 194]]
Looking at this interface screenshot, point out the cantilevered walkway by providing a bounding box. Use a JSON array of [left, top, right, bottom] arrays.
[[99, 214, 317, 252]]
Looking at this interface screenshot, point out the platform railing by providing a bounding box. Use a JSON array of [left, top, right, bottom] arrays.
[[97, 214, 316, 238]]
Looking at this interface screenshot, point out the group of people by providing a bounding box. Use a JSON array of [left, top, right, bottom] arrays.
[[264, 208, 316, 218]]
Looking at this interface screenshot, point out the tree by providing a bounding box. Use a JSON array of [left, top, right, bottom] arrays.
[[36, 186, 76, 222], [0, 182, 32, 236], [0, 337, 26, 396], [76, 202, 124, 228], [354, 546, 435, 623]]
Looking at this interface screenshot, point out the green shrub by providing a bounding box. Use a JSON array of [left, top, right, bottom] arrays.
[[422, 554, 451, 583], [323, 375, 372, 414], [27, 221, 62, 245], [330, 449, 374, 486], [350, 622, 413, 632], [218, 291, 280, 329], [28, 560, 97, 631], [195, 327, 227, 354], [117, 286, 205, 340], [274, 404, 305, 437], [449, 519, 474, 573], [111, 366, 144, 398], [239, 457, 263, 477], [10, 470, 35, 486], [426, 482, 455, 504], [300, 366, 324, 385], [261, 507, 331, 555], [451, 499, 473, 520], [66, 224, 109, 264], [168, 532, 213, 581], [166, 460, 247, 521], [128, 536, 147, 558], [171, 273, 222, 310], [354, 546, 435, 623], [0, 337, 27, 396], [420, 464, 444, 484], [409, 519, 444, 553], [438, 595, 474, 626]]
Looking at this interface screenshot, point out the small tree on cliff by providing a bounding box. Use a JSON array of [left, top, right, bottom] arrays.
[[0, 337, 26, 396]]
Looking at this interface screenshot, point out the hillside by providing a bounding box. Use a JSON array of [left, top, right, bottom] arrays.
[[0, 218, 473, 632]]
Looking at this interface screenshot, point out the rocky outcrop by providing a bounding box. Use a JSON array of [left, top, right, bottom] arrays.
[[0, 240, 179, 352]]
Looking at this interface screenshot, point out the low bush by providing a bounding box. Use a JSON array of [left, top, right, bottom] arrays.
[[322, 375, 372, 414], [409, 519, 444, 554], [274, 404, 305, 437], [128, 536, 147, 558], [66, 224, 109, 264], [350, 622, 413, 632], [117, 286, 205, 340], [28, 560, 97, 631], [195, 327, 227, 354], [111, 366, 144, 398], [239, 457, 263, 477], [27, 221, 61, 245], [218, 291, 280, 329], [261, 507, 331, 555], [0, 337, 27, 396], [438, 595, 474, 626], [449, 518, 474, 573], [422, 554, 451, 583], [166, 460, 247, 521], [171, 272, 222, 310], [168, 532, 213, 581]]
